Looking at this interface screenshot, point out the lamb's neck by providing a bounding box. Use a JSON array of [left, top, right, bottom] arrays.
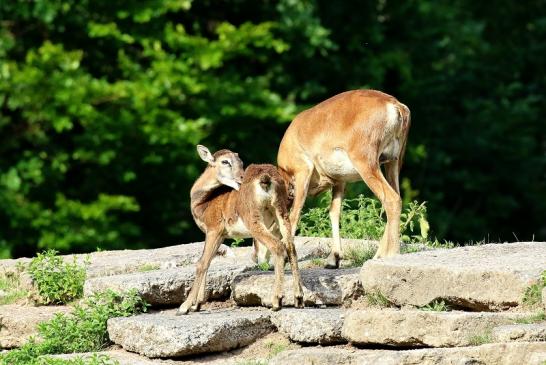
[[190, 168, 223, 212]]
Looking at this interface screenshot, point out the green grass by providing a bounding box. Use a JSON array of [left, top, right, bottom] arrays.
[[513, 311, 546, 324], [420, 299, 451, 312], [523, 270, 546, 307], [0, 271, 28, 305], [256, 262, 271, 271], [343, 245, 376, 267], [30, 354, 120, 365], [298, 195, 448, 249], [0, 290, 148, 365], [310, 257, 326, 267], [28, 250, 88, 305], [137, 263, 160, 272], [365, 291, 392, 308], [467, 330, 493, 346]]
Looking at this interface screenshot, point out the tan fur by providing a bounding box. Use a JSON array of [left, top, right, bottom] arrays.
[[178, 149, 304, 315], [277, 90, 411, 268]]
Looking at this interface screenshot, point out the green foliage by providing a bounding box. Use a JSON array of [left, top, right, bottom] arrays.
[[256, 262, 271, 272], [421, 299, 451, 312], [298, 195, 431, 244], [137, 263, 160, 272], [468, 330, 493, 346], [28, 250, 87, 304], [522, 271, 546, 306], [343, 245, 377, 268], [514, 311, 546, 324], [0, 290, 147, 364], [365, 291, 392, 308]]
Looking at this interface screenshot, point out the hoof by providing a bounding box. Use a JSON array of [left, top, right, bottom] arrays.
[[271, 296, 283, 311], [176, 308, 189, 316], [325, 254, 340, 269], [294, 296, 304, 308]]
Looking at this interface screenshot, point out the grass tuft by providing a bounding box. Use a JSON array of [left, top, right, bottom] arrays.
[[420, 299, 451, 312], [365, 291, 392, 308], [344, 245, 376, 267], [514, 311, 546, 324], [468, 330, 493, 346]]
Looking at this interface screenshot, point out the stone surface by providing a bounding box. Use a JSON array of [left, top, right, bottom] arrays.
[[107, 308, 274, 358], [0, 242, 235, 279], [270, 342, 546, 365], [360, 242, 546, 310], [0, 304, 71, 348], [343, 308, 530, 348], [84, 257, 254, 305], [271, 308, 346, 344], [493, 323, 546, 342], [232, 268, 362, 307]]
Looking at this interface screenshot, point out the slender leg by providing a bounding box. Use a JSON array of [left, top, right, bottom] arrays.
[[275, 207, 304, 308], [384, 159, 400, 195], [177, 230, 224, 315], [288, 170, 312, 236], [326, 182, 345, 269], [249, 221, 287, 310], [352, 160, 402, 259]]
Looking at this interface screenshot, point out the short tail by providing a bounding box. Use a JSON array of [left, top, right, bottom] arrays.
[[259, 174, 272, 191], [397, 103, 411, 170]]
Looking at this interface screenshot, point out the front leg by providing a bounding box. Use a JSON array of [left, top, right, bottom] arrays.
[[178, 230, 224, 315]]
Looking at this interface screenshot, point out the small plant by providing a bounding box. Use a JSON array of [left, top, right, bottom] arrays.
[[36, 354, 120, 364], [522, 270, 546, 307], [0, 290, 148, 365], [310, 257, 326, 267], [365, 291, 392, 308], [468, 330, 493, 346], [344, 245, 376, 267], [256, 262, 271, 271], [230, 238, 245, 248], [421, 299, 451, 312], [265, 340, 288, 357], [28, 250, 88, 304], [514, 311, 545, 324], [298, 194, 432, 245], [137, 263, 160, 272]]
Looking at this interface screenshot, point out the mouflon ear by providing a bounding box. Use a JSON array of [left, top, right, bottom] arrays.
[[196, 145, 215, 164]]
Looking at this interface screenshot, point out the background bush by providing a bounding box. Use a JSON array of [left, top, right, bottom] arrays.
[[1, 0, 545, 258]]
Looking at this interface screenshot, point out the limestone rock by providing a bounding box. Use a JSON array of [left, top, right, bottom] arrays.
[[232, 268, 362, 307], [342, 308, 530, 347], [270, 342, 546, 365], [271, 308, 345, 344], [360, 242, 546, 310], [0, 305, 71, 348], [107, 308, 274, 358], [493, 323, 546, 342], [84, 258, 254, 305]]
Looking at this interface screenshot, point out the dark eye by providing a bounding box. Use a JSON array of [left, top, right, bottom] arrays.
[[221, 160, 231, 166]]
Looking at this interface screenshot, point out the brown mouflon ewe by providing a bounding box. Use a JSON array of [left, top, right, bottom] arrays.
[[177, 145, 304, 315], [275, 90, 411, 268]]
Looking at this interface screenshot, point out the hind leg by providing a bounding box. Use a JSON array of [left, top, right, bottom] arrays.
[[326, 182, 345, 269]]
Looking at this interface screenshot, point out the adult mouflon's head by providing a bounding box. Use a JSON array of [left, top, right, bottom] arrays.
[[196, 144, 244, 191]]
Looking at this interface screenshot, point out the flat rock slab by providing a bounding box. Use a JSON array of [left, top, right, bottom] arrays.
[[0, 304, 71, 348], [271, 308, 346, 344], [0, 242, 235, 279], [107, 308, 274, 358], [270, 342, 546, 365], [343, 308, 530, 348], [84, 258, 254, 306], [493, 322, 546, 342], [232, 268, 362, 307], [361, 242, 546, 310]]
